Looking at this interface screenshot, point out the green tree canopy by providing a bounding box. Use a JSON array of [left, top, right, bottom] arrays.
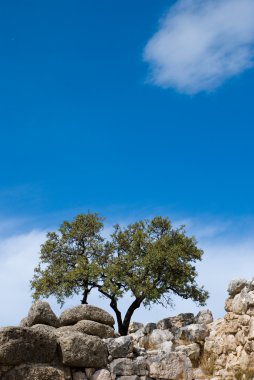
[[31, 213, 209, 335]]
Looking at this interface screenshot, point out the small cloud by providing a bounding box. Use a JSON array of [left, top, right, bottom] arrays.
[[144, 0, 254, 94]]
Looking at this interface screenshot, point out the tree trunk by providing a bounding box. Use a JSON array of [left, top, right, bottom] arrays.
[[81, 287, 90, 304], [120, 296, 145, 335]]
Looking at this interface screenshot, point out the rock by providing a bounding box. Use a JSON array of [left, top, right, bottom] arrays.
[[117, 377, 139, 380], [170, 313, 195, 328], [129, 328, 145, 343], [0, 327, 57, 365], [143, 323, 157, 335], [54, 326, 74, 338], [19, 317, 29, 327], [175, 343, 200, 361], [58, 331, 107, 368], [72, 370, 88, 380], [148, 352, 192, 380], [59, 305, 115, 327], [25, 301, 60, 327], [179, 324, 209, 342], [2, 365, 65, 380], [73, 320, 115, 338], [128, 322, 144, 334], [31, 324, 56, 334], [156, 318, 172, 330], [85, 368, 96, 379], [195, 310, 213, 325], [231, 290, 248, 314], [146, 329, 173, 351], [224, 297, 233, 312], [156, 341, 173, 354], [249, 317, 254, 340], [92, 369, 111, 380], [105, 336, 133, 359], [109, 357, 147, 376], [227, 279, 248, 296]]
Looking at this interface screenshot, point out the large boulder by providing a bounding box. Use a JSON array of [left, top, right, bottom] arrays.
[[105, 336, 133, 359], [0, 327, 57, 365], [59, 305, 114, 327], [128, 322, 144, 334], [148, 352, 192, 380], [73, 320, 115, 339], [228, 279, 248, 296], [92, 369, 111, 380], [175, 343, 201, 361], [2, 365, 65, 380], [109, 357, 148, 376], [138, 329, 173, 352], [25, 301, 59, 328], [195, 310, 213, 325], [179, 324, 209, 343], [156, 318, 172, 330], [58, 331, 108, 368]]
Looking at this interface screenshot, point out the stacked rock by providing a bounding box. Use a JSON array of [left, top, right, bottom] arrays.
[[204, 278, 254, 379], [128, 310, 213, 380], [0, 301, 114, 380]]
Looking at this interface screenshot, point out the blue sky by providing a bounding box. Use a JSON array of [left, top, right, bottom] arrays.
[[1, 0, 254, 325]]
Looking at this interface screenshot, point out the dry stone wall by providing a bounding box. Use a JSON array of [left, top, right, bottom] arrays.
[[1, 279, 254, 380]]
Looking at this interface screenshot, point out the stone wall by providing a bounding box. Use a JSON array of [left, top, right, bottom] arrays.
[[1, 279, 254, 380]]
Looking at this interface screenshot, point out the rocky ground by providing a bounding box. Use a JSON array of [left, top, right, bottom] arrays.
[[0, 279, 254, 379]]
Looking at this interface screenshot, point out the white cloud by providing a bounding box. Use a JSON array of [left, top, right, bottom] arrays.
[[1, 217, 254, 327], [0, 231, 46, 326], [144, 0, 254, 94]]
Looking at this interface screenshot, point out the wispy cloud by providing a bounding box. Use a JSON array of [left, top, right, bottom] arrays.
[[144, 0, 254, 94]]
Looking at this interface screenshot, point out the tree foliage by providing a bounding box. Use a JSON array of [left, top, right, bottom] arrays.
[[31, 213, 209, 335]]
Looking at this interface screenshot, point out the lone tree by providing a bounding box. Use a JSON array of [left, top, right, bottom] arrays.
[[31, 213, 208, 335]]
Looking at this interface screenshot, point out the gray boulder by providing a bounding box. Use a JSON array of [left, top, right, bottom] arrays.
[[148, 352, 192, 380], [156, 318, 172, 330], [26, 301, 59, 327], [128, 322, 144, 334], [2, 365, 65, 380], [109, 357, 148, 376], [92, 369, 111, 380], [105, 336, 133, 359], [179, 324, 209, 342], [0, 327, 57, 365], [73, 320, 115, 339], [175, 343, 201, 361], [31, 324, 56, 334], [195, 310, 213, 325], [58, 331, 107, 367], [227, 278, 248, 296], [59, 305, 115, 327], [170, 313, 195, 328], [73, 371, 88, 380], [143, 323, 157, 335]]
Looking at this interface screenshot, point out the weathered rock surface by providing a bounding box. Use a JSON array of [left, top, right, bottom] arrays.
[[109, 357, 148, 376], [204, 278, 254, 379], [0, 327, 57, 365], [73, 320, 115, 339], [195, 309, 213, 325], [58, 331, 108, 368], [2, 365, 65, 380], [128, 322, 144, 334], [148, 352, 193, 380], [3, 283, 254, 380], [179, 323, 209, 343], [26, 301, 60, 327], [105, 336, 133, 359], [92, 369, 111, 380], [59, 305, 115, 327]]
